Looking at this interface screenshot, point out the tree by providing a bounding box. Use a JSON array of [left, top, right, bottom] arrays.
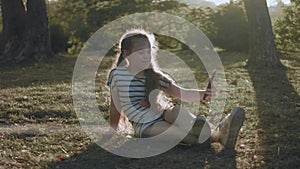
[[0, 0, 52, 65], [274, 1, 300, 52], [243, 0, 282, 68], [212, 1, 249, 52], [47, 0, 186, 54]]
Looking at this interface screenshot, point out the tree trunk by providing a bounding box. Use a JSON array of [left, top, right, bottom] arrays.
[[0, 0, 26, 63], [243, 0, 282, 68], [0, 0, 53, 65]]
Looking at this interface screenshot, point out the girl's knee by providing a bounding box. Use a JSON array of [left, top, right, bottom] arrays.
[[163, 106, 179, 123]]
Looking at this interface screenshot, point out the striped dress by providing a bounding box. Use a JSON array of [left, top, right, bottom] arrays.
[[107, 66, 172, 126]]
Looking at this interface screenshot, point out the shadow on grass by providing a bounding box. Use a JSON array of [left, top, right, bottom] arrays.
[[0, 55, 77, 89], [48, 143, 238, 169], [0, 110, 76, 124], [0, 54, 115, 89], [247, 65, 300, 168]]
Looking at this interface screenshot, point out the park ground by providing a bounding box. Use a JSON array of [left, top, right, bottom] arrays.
[[0, 51, 299, 169]]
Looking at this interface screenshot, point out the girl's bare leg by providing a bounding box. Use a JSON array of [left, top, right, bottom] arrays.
[[163, 105, 193, 125], [142, 120, 198, 145], [163, 105, 214, 143]]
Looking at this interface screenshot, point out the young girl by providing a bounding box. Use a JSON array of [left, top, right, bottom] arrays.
[[106, 29, 245, 149]]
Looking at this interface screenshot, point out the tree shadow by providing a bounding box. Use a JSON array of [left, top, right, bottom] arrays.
[[0, 55, 77, 89], [0, 54, 115, 89], [48, 143, 237, 169], [247, 64, 300, 168]]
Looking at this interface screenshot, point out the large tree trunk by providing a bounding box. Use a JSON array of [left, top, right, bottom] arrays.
[[0, 0, 53, 65], [243, 0, 282, 68], [0, 0, 26, 63]]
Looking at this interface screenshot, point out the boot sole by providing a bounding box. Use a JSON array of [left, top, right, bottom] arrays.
[[224, 107, 245, 149]]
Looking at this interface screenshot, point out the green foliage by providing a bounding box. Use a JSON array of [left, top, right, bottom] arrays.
[[185, 7, 217, 39], [47, 0, 186, 55], [49, 24, 69, 53], [46, 0, 252, 53], [184, 2, 248, 52], [47, 0, 90, 54], [67, 32, 85, 54], [4, 0, 298, 54], [211, 2, 248, 52], [273, 1, 300, 52]]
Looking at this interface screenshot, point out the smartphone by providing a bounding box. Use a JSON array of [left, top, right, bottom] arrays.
[[203, 69, 217, 101]]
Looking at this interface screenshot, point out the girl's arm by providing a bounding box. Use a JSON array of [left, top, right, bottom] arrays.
[[109, 89, 133, 132], [164, 82, 212, 103], [109, 96, 120, 130], [109, 89, 121, 130]]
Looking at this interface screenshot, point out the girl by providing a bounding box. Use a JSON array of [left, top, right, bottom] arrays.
[[106, 29, 245, 149]]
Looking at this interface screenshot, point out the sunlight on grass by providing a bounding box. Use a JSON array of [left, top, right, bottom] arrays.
[[0, 52, 299, 168]]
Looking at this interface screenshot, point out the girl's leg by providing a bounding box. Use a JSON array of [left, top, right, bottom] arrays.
[[163, 105, 211, 140], [163, 105, 195, 133], [163, 105, 190, 124], [142, 120, 198, 145]]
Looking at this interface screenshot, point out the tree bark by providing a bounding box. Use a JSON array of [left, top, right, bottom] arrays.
[[243, 0, 282, 68], [0, 0, 53, 65], [0, 0, 26, 63], [21, 0, 53, 62]]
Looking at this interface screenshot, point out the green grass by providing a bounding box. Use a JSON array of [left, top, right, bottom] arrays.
[[0, 51, 299, 168]]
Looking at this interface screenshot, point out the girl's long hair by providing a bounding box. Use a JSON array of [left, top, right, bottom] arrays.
[[112, 29, 173, 107], [108, 29, 173, 133]]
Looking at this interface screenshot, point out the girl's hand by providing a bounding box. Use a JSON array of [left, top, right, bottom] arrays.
[[201, 76, 216, 102], [201, 88, 212, 102], [205, 88, 213, 100]]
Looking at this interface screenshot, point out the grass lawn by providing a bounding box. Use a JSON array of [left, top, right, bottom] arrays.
[[0, 51, 299, 168]]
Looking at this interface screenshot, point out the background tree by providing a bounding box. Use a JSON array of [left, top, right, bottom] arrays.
[[212, 1, 248, 52], [47, 0, 186, 54], [0, 0, 52, 65], [243, 0, 282, 68], [184, 2, 248, 52], [185, 7, 216, 39], [273, 0, 300, 52]]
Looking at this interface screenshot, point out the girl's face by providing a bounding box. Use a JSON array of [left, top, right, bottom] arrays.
[[125, 38, 151, 72]]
